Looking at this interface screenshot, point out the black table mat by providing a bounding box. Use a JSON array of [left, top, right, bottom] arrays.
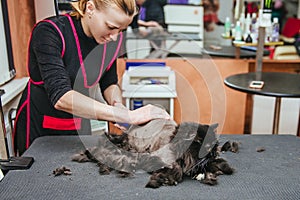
[[0, 135, 299, 200]]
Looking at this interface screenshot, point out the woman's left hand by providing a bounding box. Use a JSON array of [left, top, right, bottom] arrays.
[[113, 102, 130, 131]]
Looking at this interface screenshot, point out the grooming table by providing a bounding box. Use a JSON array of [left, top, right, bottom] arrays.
[[126, 32, 202, 58], [0, 135, 299, 200]]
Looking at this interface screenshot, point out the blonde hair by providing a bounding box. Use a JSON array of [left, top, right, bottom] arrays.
[[70, 0, 138, 19]]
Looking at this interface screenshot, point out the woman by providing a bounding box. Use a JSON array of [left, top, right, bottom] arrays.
[[135, 0, 167, 53], [13, 0, 170, 155], [141, 0, 167, 28]]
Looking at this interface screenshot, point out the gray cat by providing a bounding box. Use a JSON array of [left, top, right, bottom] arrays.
[[72, 119, 234, 188]]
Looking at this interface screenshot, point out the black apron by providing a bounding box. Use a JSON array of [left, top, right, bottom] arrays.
[[13, 14, 123, 155]]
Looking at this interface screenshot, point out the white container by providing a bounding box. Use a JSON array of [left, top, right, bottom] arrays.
[[250, 13, 258, 43], [271, 17, 280, 42], [235, 21, 242, 41], [224, 17, 231, 37], [244, 13, 252, 40]]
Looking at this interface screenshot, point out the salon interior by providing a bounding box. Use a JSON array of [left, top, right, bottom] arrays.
[[0, 0, 299, 199]]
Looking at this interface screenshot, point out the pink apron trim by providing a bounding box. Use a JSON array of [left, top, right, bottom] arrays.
[[42, 20, 66, 58], [26, 81, 31, 148], [42, 115, 82, 130], [12, 95, 28, 151], [65, 14, 122, 88], [29, 79, 43, 84], [106, 32, 123, 71], [27, 19, 66, 83], [99, 44, 107, 81], [65, 14, 106, 88]]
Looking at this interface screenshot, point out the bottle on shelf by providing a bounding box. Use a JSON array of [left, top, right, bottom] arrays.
[[265, 16, 273, 42], [244, 13, 252, 41], [245, 32, 253, 43], [234, 21, 242, 41], [250, 13, 258, 43], [271, 17, 280, 42], [133, 99, 143, 110], [224, 17, 231, 37], [231, 23, 236, 38], [239, 13, 245, 36]]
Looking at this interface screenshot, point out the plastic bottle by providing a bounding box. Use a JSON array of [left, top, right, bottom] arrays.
[[265, 26, 272, 42], [224, 17, 231, 37], [271, 17, 280, 42], [245, 32, 253, 43], [235, 21, 242, 41], [265, 17, 273, 42], [188, 0, 201, 5], [251, 13, 257, 26], [133, 99, 143, 110], [244, 13, 252, 40], [239, 13, 245, 37], [250, 13, 258, 43]]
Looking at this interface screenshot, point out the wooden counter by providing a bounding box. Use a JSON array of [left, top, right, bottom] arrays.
[[248, 59, 300, 73]]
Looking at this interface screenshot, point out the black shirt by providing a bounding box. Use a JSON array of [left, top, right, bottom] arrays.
[[143, 0, 167, 27], [29, 14, 119, 106]]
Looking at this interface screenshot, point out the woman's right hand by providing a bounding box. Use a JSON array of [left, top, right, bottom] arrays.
[[146, 21, 160, 27], [128, 104, 170, 125]]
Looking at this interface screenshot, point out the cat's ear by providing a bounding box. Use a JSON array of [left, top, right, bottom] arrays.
[[210, 123, 219, 132]]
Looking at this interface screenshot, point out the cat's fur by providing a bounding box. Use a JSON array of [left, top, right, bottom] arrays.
[[72, 119, 234, 188]]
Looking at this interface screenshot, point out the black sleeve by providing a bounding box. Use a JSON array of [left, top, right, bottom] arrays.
[[159, 0, 167, 6], [30, 22, 72, 106], [99, 60, 118, 93], [144, 0, 167, 7]]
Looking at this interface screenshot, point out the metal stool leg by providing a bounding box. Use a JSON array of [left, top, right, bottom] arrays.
[[297, 108, 300, 137], [272, 97, 281, 134]]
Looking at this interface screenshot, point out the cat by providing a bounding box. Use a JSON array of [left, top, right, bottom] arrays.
[[72, 119, 234, 188]]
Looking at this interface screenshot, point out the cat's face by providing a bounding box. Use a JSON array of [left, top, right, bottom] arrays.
[[193, 123, 218, 159]]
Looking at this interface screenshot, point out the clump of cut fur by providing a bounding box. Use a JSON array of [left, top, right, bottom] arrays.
[[72, 119, 235, 188]]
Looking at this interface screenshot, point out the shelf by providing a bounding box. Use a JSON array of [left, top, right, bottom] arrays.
[[221, 33, 234, 40], [0, 77, 28, 106], [221, 34, 284, 47], [233, 41, 284, 47]]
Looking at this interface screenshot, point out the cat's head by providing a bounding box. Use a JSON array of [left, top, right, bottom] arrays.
[[190, 123, 219, 159]]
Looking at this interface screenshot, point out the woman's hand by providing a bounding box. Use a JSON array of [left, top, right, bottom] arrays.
[[113, 102, 130, 131], [113, 102, 127, 109], [128, 104, 170, 125], [112, 103, 170, 130], [146, 21, 160, 27], [138, 20, 160, 28], [55, 90, 170, 127]]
